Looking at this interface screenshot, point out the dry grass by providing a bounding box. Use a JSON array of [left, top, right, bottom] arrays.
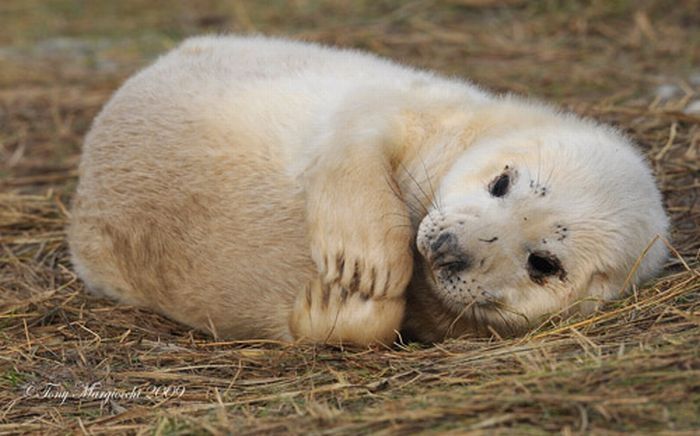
[[1, 1, 699, 434]]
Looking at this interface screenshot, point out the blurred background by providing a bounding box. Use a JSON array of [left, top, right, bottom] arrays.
[[1, 0, 698, 181], [2, 0, 698, 94]]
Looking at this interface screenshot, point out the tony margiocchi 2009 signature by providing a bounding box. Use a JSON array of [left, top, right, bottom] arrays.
[[22, 382, 186, 405]]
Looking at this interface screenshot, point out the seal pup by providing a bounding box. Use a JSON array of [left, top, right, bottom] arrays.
[[68, 35, 669, 345]]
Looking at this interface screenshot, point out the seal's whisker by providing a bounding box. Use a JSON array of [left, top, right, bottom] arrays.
[[384, 224, 414, 239], [523, 160, 534, 191], [446, 299, 475, 339], [474, 305, 489, 337], [406, 194, 428, 218], [381, 212, 413, 221], [492, 300, 530, 327], [383, 173, 426, 217], [386, 172, 429, 218], [409, 192, 430, 216], [489, 303, 517, 337], [543, 162, 556, 189], [535, 142, 543, 188], [418, 155, 441, 211], [398, 162, 434, 215]]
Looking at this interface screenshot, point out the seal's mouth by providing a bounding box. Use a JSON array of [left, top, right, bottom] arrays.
[[434, 258, 470, 274]]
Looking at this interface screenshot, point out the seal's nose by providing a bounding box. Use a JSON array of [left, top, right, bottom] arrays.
[[430, 232, 457, 253], [429, 232, 471, 274]]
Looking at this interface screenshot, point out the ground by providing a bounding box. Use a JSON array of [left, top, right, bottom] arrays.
[[1, 1, 699, 434]]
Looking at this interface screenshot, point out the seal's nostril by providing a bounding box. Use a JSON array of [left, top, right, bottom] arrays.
[[429, 232, 471, 274], [430, 232, 457, 253]]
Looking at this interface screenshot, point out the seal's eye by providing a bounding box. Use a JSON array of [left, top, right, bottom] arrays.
[[489, 173, 510, 197], [527, 252, 562, 284]]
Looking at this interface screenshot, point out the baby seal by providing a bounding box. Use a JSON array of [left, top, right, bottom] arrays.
[[68, 35, 669, 345]]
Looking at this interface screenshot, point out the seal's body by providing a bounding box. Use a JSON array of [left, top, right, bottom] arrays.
[[69, 36, 668, 344]]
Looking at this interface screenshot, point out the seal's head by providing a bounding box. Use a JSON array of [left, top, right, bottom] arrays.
[[415, 121, 669, 337]]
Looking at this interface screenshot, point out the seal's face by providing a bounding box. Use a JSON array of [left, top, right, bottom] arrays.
[[416, 126, 669, 335]]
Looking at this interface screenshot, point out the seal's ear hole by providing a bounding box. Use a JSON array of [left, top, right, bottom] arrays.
[[489, 173, 510, 197]]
